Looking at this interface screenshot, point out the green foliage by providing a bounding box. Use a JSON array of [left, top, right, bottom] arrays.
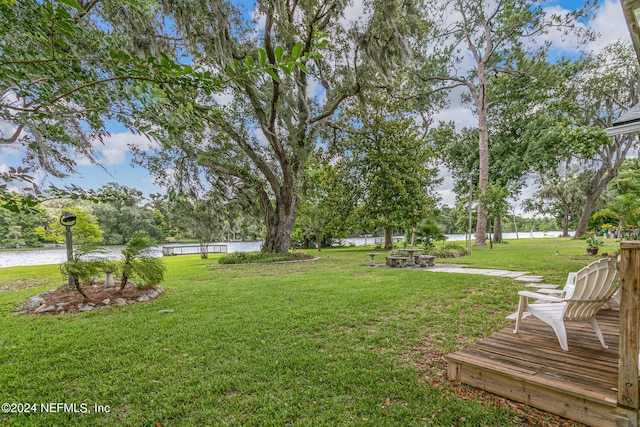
[[479, 184, 510, 222], [426, 243, 468, 258], [525, 165, 588, 236], [421, 0, 595, 243], [168, 193, 225, 259], [91, 183, 165, 245], [119, 232, 165, 290], [415, 218, 446, 249], [585, 236, 604, 248], [218, 251, 311, 265], [60, 247, 109, 297], [0, 199, 47, 248], [592, 159, 640, 231], [35, 202, 103, 245], [330, 106, 440, 245]]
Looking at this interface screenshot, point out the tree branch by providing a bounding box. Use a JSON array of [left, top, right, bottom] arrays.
[[0, 125, 23, 144]]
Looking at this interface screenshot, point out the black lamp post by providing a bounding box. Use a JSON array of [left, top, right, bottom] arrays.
[[60, 211, 77, 289]]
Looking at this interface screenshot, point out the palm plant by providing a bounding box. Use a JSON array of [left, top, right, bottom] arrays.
[[60, 246, 108, 299], [119, 232, 165, 293]]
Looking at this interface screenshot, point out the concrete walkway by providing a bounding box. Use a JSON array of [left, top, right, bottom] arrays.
[[377, 263, 543, 280], [374, 261, 547, 283]]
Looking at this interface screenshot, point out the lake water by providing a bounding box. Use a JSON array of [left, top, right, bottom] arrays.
[[0, 231, 571, 268], [0, 241, 263, 268], [342, 231, 572, 246]]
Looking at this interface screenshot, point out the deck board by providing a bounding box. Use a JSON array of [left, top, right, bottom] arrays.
[[446, 307, 639, 426]]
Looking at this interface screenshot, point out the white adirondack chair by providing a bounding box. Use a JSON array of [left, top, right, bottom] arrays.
[[525, 272, 578, 296], [513, 258, 619, 351]]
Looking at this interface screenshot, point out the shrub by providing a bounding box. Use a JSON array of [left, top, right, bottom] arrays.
[[414, 219, 446, 248], [426, 243, 467, 258], [218, 252, 311, 264], [119, 232, 166, 292], [60, 247, 109, 299]]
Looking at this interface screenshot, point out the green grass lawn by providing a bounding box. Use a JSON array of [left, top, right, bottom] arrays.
[[0, 238, 608, 426]]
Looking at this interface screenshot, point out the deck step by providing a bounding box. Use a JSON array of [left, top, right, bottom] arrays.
[[446, 308, 627, 427]]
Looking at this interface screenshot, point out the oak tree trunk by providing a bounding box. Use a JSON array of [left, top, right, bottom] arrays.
[[493, 217, 502, 243], [561, 204, 570, 237], [574, 191, 602, 238], [384, 226, 393, 250], [260, 186, 297, 253]]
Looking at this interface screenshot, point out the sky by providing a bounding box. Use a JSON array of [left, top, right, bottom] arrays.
[[0, 0, 634, 210]]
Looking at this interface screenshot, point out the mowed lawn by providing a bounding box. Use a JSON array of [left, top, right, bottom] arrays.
[[0, 238, 607, 426]]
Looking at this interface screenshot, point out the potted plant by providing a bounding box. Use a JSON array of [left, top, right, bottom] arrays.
[[585, 236, 604, 255]]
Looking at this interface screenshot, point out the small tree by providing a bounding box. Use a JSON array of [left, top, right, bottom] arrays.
[[415, 219, 446, 249], [36, 203, 103, 246], [119, 232, 165, 293]]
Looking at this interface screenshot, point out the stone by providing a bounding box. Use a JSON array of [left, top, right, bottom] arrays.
[[126, 299, 136, 305], [137, 295, 150, 303], [79, 305, 94, 312], [36, 305, 56, 313], [87, 302, 96, 307], [27, 297, 45, 312], [57, 306, 65, 313], [147, 290, 159, 299], [102, 298, 111, 306], [115, 298, 127, 306], [158, 309, 174, 314]]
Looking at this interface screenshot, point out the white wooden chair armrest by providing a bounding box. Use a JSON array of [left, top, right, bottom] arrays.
[[536, 289, 563, 295], [517, 290, 564, 302], [525, 283, 559, 289]]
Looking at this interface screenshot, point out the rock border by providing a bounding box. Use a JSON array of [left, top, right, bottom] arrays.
[[16, 286, 165, 316]]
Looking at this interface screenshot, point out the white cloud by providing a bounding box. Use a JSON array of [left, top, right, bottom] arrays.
[[432, 106, 476, 131], [78, 132, 157, 166], [588, 0, 632, 52], [213, 89, 235, 107], [307, 76, 327, 103], [540, 0, 630, 57], [251, 8, 266, 33], [340, 0, 367, 27], [254, 128, 269, 146]]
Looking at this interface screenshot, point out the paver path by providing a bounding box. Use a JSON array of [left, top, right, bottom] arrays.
[[374, 261, 547, 282], [408, 263, 530, 278]]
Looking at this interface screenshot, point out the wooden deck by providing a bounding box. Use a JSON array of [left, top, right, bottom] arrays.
[[446, 306, 640, 426]]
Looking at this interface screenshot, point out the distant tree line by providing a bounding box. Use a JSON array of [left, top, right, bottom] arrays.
[[0, 183, 263, 249]]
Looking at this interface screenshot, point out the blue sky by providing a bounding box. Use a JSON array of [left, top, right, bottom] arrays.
[[0, 0, 633, 206]]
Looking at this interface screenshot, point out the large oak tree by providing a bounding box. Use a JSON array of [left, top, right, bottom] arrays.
[[140, 0, 421, 253]]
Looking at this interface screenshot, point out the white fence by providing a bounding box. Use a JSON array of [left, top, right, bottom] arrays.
[[162, 244, 228, 256]]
